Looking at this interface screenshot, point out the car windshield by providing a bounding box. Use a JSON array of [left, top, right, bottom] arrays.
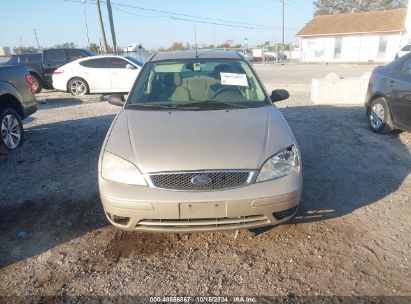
[[127, 58, 269, 110], [125, 56, 144, 67], [83, 49, 97, 56]]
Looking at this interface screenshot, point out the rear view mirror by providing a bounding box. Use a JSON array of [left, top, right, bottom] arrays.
[[108, 94, 125, 107], [126, 64, 135, 70], [270, 89, 289, 103]]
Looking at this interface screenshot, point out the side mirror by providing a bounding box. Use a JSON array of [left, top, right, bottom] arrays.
[[270, 89, 289, 103], [108, 94, 125, 107], [126, 63, 135, 70]]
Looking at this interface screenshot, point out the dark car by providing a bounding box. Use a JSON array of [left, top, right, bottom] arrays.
[[0, 65, 37, 154], [0, 48, 95, 93], [366, 55, 411, 133]]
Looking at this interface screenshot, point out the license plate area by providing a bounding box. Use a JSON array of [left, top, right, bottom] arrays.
[[179, 202, 227, 219]]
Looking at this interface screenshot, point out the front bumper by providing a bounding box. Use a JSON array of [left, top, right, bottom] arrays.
[[99, 173, 302, 232]]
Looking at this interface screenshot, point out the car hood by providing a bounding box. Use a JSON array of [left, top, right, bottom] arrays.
[[104, 106, 296, 173]]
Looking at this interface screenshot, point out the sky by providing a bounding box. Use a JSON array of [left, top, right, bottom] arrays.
[[0, 0, 314, 50]]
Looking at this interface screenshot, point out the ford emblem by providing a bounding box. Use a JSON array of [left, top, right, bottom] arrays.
[[191, 175, 212, 186]]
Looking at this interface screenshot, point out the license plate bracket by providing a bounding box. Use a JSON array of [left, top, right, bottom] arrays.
[[179, 202, 227, 219]]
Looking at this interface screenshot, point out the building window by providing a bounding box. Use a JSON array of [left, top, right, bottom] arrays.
[[378, 36, 387, 58], [334, 37, 342, 59]]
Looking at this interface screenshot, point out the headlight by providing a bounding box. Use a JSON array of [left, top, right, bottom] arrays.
[[101, 151, 147, 186], [256, 145, 300, 182]]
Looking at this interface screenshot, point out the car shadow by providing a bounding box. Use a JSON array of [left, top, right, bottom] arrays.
[[252, 105, 410, 235], [0, 105, 409, 267], [34, 97, 103, 110], [0, 114, 115, 268]]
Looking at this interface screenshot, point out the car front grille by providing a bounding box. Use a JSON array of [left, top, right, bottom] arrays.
[[136, 215, 269, 231], [147, 170, 257, 191]]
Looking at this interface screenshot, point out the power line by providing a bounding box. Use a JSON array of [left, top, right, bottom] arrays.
[[114, 5, 299, 31], [60, 0, 290, 30], [284, 1, 313, 15], [98, 0, 277, 28], [112, 6, 254, 29]]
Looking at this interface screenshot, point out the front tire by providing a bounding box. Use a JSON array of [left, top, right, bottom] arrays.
[[368, 97, 393, 134], [68, 78, 89, 96], [0, 108, 23, 155]]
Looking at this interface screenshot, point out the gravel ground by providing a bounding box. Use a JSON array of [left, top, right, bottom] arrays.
[[0, 64, 410, 302]]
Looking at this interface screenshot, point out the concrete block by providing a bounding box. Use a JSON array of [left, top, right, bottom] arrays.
[[311, 72, 372, 105]]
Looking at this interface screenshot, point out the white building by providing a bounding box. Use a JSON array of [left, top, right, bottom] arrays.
[[297, 7, 411, 63]]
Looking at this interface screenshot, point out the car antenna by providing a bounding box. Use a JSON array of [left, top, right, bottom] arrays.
[[194, 26, 199, 58]]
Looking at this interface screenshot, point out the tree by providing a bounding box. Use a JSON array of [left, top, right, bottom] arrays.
[[169, 42, 185, 51], [89, 43, 100, 54], [313, 0, 407, 15], [54, 42, 76, 48], [216, 43, 230, 49], [13, 46, 38, 54]]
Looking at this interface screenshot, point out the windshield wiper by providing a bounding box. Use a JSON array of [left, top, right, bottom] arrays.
[[178, 100, 248, 109], [128, 103, 178, 109], [128, 103, 204, 111]]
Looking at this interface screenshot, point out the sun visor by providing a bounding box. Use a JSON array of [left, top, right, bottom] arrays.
[[154, 63, 185, 73]]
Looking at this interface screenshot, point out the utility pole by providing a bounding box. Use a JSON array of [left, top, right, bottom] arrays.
[[19, 37, 23, 53], [82, 0, 91, 48], [96, 0, 108, 53], [33, 29, 41, 50], [106, 0, 117, 54], [282, 0, 285, 47]]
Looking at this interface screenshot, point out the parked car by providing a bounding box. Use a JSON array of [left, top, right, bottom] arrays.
[[395, 44, 411, 59], [241, 51, 254, 62], [0, 48, 95, 93], [264, 51, 287, 61], [1, 53, 42, 65], [0, 65, 37, 154], [52, 55, 143, 96], [98, 50, 302, 232], [366, 53, 411, 133], [124, 43, 143, 53]]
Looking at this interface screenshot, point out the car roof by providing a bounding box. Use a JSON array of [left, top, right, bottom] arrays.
[[149, 50, 243, 62], [45, 48, 89, 51], [76, 55, 131, 62]]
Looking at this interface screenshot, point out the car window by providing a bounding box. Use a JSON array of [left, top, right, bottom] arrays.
[[0, 56, 13, 64], [401, 45, 411, 52], [26, 54, 41, 63], [9, 55, 26, 63], [110, 58, 128, 69], [68, 49, 87, 62], [5, 56, 19, 64], [18, 55, 27, 63], [82, 49, 97, 56], [128, 58, 269, 109], [79, 58, 109, 68], [45, 50, 66, 62], [125, 56, 143, 67]]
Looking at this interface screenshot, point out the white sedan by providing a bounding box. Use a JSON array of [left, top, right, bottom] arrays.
[[52, 55, 143, 96]]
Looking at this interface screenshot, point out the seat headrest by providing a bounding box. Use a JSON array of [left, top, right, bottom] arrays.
[[174, 73, 182, 86], [212, 64, 232, 79]]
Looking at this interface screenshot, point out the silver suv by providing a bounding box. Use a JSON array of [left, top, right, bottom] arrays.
[[98, 50, 302, 232]]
